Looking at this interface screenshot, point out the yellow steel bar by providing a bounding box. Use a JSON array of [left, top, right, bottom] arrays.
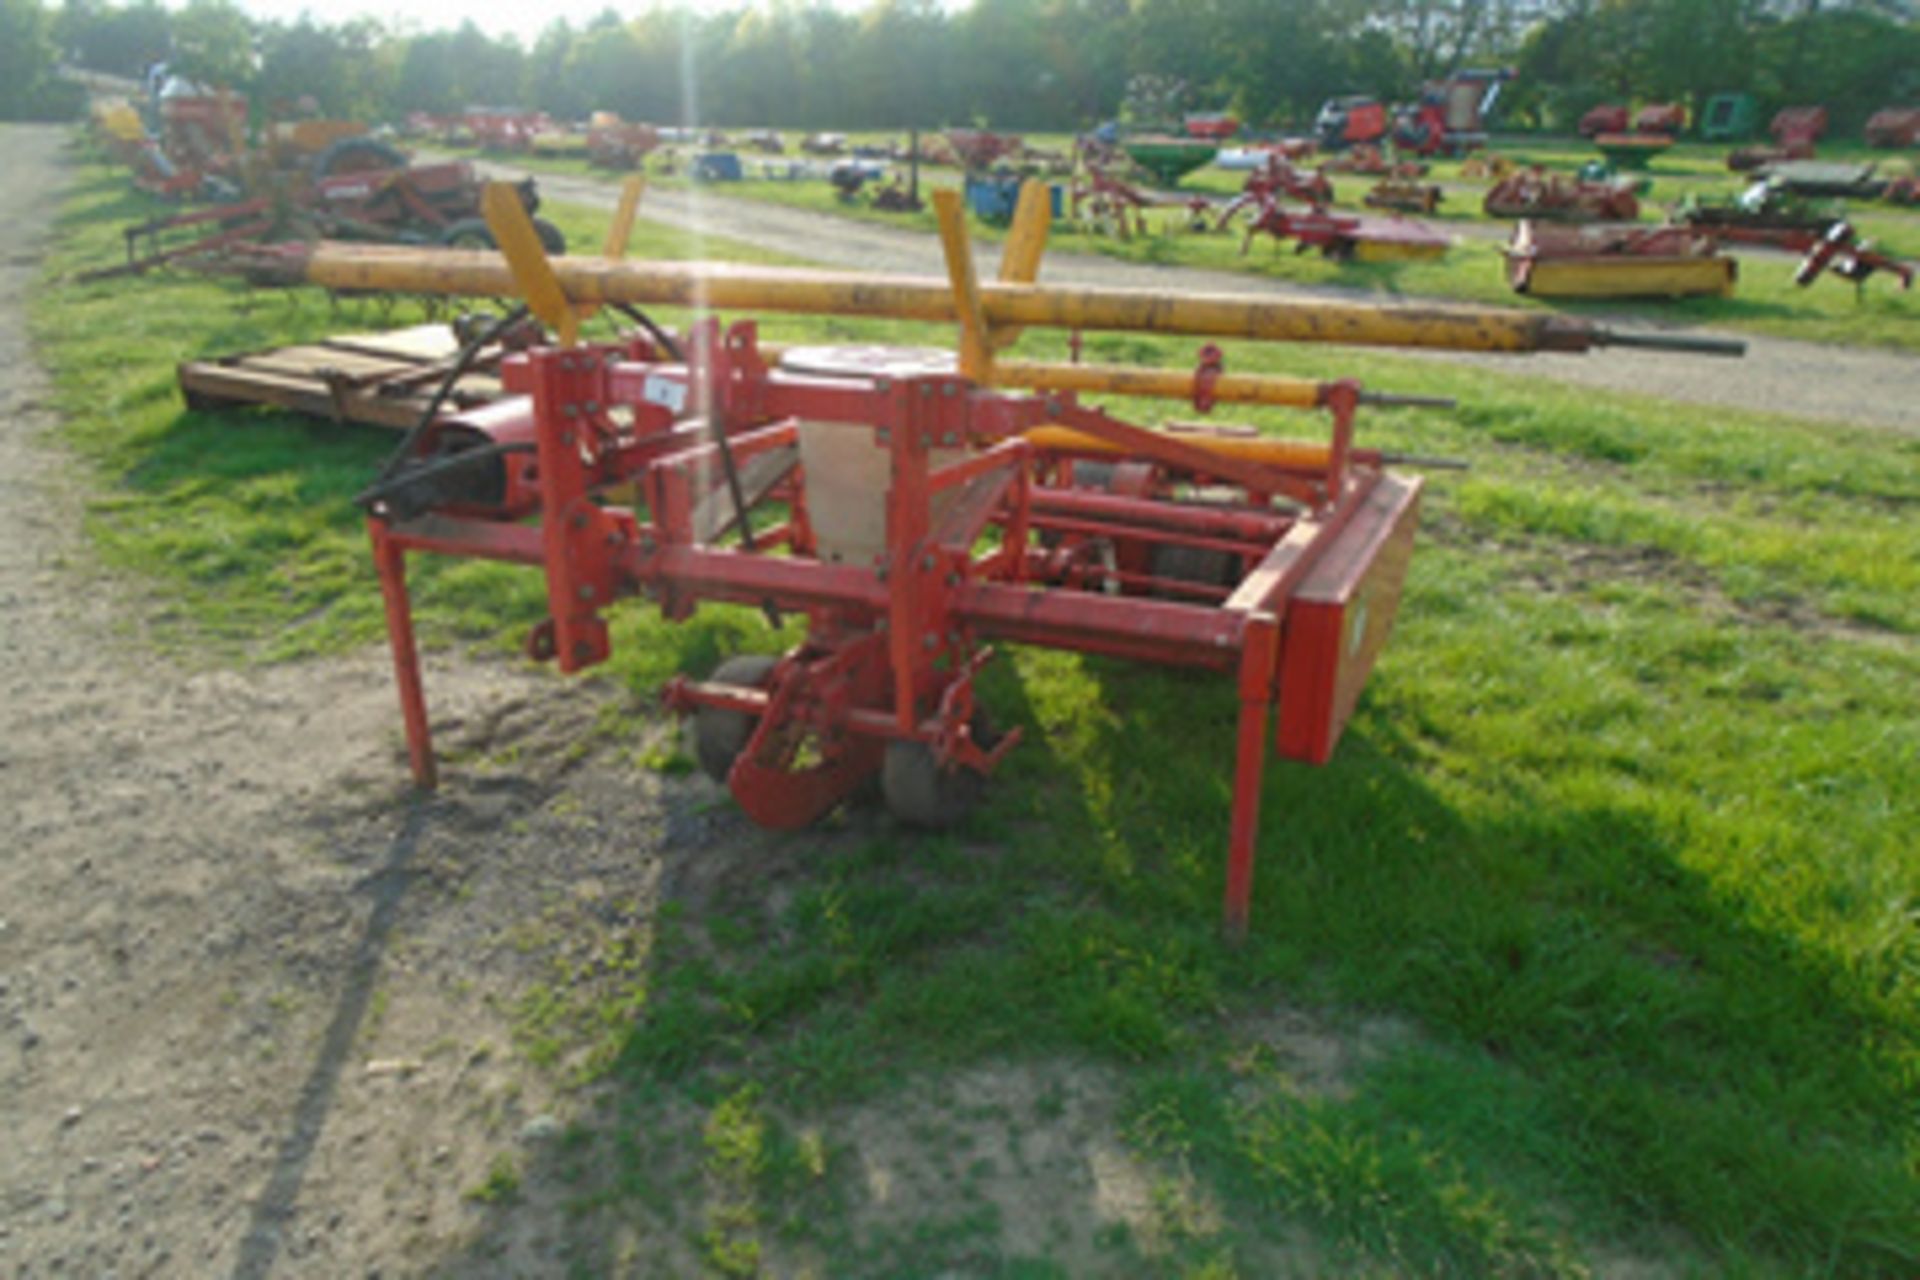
[[300, 245, 1567, 352], [991, 179, 1054, 352], [999, 180, 1053, 284], [752, 341, 1328, 411], [480, 183, 578, 345], [993, 359, 1323, 410], [932, 188, 995, 380], [603, 175, 646, 260], [1024, 425, 1334, 470]]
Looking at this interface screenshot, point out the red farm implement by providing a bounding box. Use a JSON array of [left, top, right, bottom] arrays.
[[1865, 107, 1920, 149], [1483, 166, 1640, 222], [1218, 154, 1335, 212], [1217, 173, 1450, 262], [1069, 163, 1212, 238], [1184, 113, 1241, 141], [1364, 169, 1444, 214], [1730, 106, 1828, 171], [1579, 104, 1628, 139], [1503, 222, 1737, 299], [84, 162, 565, 281], [1792, 220, 1914, 292], [1394, 68, 1511, 157], [587, 115, 661, 169], [292, 182, 1740, 938], [467, 110, 549, 154]]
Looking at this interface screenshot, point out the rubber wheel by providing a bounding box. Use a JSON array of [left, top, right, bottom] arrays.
[[436, 216, 567, 255], [881, 711, 999, 829], [692, 654, 780, 783], [311, 136, 407, 182]]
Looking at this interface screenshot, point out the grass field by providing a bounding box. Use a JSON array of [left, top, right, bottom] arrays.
[[460, 131, 1920, 354], [34, 155, 1920, 1276]]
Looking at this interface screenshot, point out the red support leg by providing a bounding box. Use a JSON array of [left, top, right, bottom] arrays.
[[369, 519, 437, 790], [1223, 612, 1280, 943]]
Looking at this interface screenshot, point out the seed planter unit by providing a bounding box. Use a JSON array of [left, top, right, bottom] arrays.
[[311, 183, 1740, 938]]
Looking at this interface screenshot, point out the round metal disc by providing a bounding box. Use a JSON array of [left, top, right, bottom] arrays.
[[779, 344, 957, 381]]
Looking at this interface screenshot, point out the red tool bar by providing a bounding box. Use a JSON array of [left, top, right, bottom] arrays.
[[1029, 488, 1295, 544], [386, 514, 545, 564], [1030, 517, 1263, 562], [952, 580, 1248, 671], [638, 545, 891, 614]]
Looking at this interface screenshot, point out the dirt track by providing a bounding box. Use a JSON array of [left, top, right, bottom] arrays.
[[0, 123, 672, 1277], [4, 125, 1271, 1278], [494, 161, 1918, 435]]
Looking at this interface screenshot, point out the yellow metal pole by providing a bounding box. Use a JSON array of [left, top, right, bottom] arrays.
[[758, 343, 1332, 411], [603, 175, 646, 260], [993, 359, 1323, 410], [305, 245, 1557, 350], [291, 245, 1736, 356], [990, 180, 1054, 352], [932, 189, 994, 381], [998, 180, 1053, 285], [480, 183, 578, 345]]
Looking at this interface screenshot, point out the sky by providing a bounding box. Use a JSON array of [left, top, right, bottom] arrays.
[[213, 0, 917, 48]]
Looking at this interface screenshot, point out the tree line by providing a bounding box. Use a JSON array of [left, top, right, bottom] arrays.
[[4, 0, 1915, 134]]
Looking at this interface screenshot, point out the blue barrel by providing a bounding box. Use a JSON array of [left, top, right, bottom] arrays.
[[964, 176, 1063, 222], [692, 152, 743, 182]]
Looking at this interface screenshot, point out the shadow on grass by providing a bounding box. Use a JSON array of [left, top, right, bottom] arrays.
[[432, 643, 1916, 1274]]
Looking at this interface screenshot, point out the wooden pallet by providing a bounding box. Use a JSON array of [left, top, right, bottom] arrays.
[[176, 324, 508, 431]]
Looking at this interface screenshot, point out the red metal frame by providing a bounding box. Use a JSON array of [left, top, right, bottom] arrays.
[[366, 322, 1423, 938]]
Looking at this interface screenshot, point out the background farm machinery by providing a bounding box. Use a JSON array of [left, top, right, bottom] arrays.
[[586, 115, 662, 170], [1315, 70, 1510, 158], [1866, 107, 1920, 149], [1210, 157, 1450, 262], [1503, 222, 1737, 298], [1484, 166, 1640, 222], [86, 162, 566, 281], [1363, 170, 1444, 214], [251, 181, 1739, 937], [1728, 106, 1829, 171]]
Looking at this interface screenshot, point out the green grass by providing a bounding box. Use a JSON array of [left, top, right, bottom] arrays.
[[33, 146, 1920, 1277], [459, 132, 1920, 353]]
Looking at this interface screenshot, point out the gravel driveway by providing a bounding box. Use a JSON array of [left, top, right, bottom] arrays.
[[0, 122, 702, 1278]]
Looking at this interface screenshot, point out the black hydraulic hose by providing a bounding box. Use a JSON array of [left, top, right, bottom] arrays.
[[608, 301, 684, 363], [369, 303, 531, 493], [354, 440, 534, 513]]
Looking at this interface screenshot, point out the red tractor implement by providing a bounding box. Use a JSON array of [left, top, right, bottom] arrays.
[[1579, 104, 1628, 139], [1865, 108, 1920, 149], [83, 162, 565, 281], [1484, 166, 1640, 222], [1394, 69, 1512, 157], [1730, 106, 1827, 170], [296, 183, 1740, 938]]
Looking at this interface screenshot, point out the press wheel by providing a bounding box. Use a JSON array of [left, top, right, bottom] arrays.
[[692, 654, 780, 783], [881, 712, 999, 829]]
